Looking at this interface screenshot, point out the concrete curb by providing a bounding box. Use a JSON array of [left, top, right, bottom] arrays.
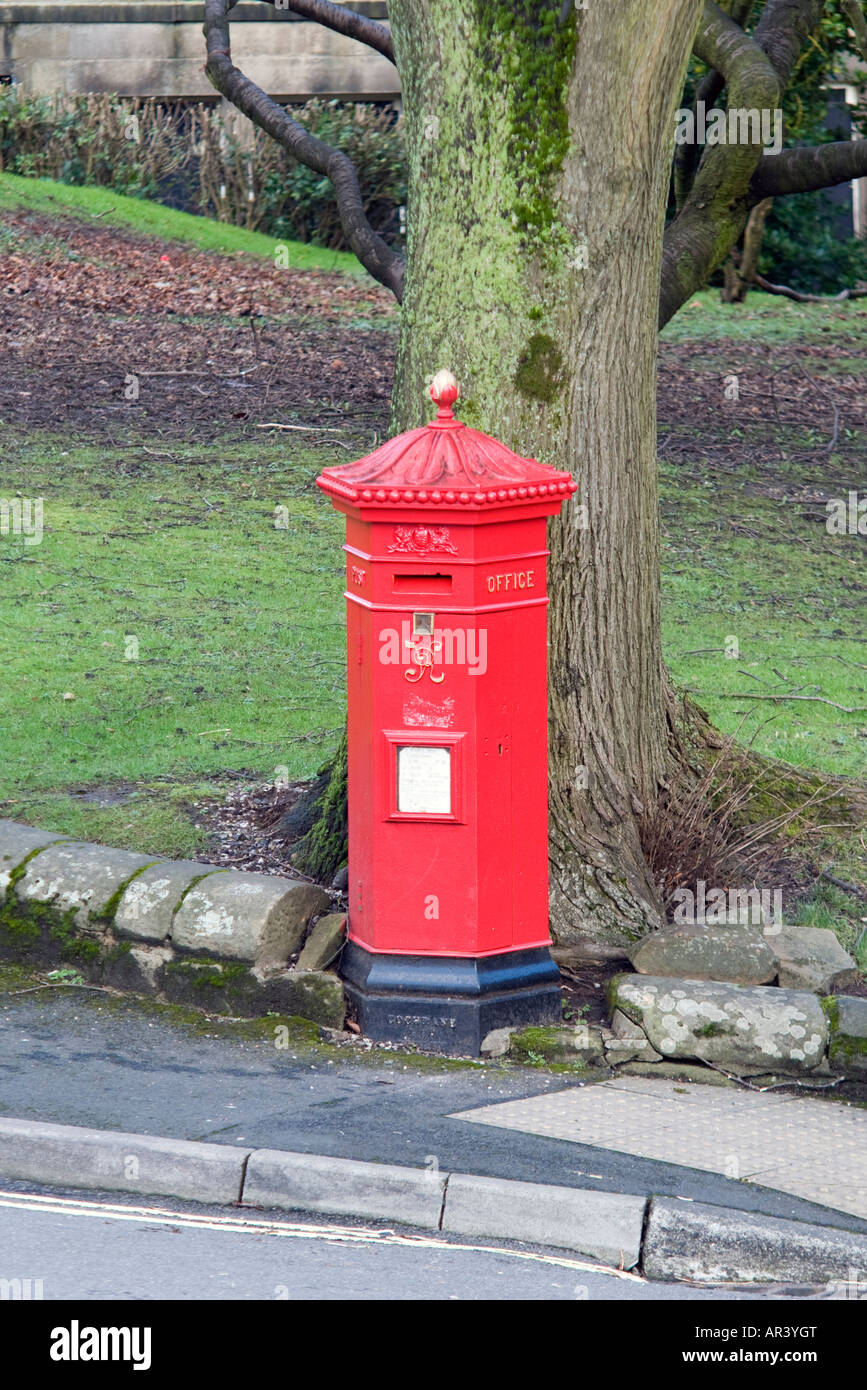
[[1, 1115, 865, 1283], [0, 1116, 249, 1205], [643, 1196, 867, 1286], [244, 1148, 447, 1230], [440, 1172, 646, 1268]]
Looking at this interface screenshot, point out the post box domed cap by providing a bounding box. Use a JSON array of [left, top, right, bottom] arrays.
[[316, 372, 577, 511]]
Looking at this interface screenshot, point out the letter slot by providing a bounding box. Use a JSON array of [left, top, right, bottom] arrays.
[[392, 573, 453, 595]]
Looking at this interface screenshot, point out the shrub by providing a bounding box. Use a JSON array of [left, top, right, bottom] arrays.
[[198, 99, 405, 248], [0, 89, 406, 252], [0, 90, 191, 198], [759, 189, 867, 294]]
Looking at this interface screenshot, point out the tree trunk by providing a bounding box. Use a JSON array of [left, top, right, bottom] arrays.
[[380, 0, 700, 946], [720, 197, 774, 304]]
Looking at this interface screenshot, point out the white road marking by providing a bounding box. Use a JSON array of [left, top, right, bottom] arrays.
[[0, 1188, 643, 1281]]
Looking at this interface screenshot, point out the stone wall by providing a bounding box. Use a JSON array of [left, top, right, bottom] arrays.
[[0, 818, 346, 1027], [0, 2, 399, 100]]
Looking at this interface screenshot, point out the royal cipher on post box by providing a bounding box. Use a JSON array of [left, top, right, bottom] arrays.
[[316, 370, 577, 1055]]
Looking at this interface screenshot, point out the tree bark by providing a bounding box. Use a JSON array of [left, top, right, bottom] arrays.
[[386, 0, 700, 945], [720, 195, 773, 302]]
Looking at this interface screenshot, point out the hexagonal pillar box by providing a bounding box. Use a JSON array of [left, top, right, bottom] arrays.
[[316, 371, 577, 1055]]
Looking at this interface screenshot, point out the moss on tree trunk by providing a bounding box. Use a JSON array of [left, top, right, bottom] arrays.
[[290, 733, 348, 882]]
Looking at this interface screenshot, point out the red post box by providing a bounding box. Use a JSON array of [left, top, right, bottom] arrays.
[[316, 371, 577, 1054]]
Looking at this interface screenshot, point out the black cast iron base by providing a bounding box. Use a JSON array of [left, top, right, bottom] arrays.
[[340, 939, 562, 1056]]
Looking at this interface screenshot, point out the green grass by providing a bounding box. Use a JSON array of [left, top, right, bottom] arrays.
[[660, 460, 867, 781], [661, 287, 867, 347], [792, 875, 867, 971], [0, 171, 365, 276], [0, 183, 863, 871], [2, 420, 862, 860], [1, 433, 346, 853]]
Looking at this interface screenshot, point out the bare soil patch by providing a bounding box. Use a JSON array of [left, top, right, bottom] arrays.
[[2, 206, 866, 483], [0, 207, 395, 443]]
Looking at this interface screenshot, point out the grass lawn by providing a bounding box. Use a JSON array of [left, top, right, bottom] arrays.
[[0, 180, 864, 954], [0, 171, 364, 276], [0, 433, 347, 857], [659, 290, 867, 785]]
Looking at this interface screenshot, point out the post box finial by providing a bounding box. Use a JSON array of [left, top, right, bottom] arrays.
[[429, 369, 460, 421]]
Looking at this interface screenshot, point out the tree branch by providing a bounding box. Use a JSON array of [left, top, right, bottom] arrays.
[[661, 0, 780, 326], [753, 0, 825, 85], [841, 0, 867, 62], [751, 138, 867, 198], [203, 0, 405, 300], [254, 0, 395, 64], [673, 1, 757, 209], [754, 273, 867, 301]]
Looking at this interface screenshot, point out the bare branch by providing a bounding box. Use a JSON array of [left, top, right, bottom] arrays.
[[254, 0, 394, 64], [661, 0, 780, 326], [674, 1, 757, 209], [753, 0, 825, 85], [752, 138, 867, 197], [705, 691, 867, 710], [203, 0, 404, 300], [754, 273, 867, 301]]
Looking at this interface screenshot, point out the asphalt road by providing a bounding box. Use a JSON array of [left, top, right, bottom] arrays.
[[0, 1182, 775, 1301], [2, 988, 865, 1238]]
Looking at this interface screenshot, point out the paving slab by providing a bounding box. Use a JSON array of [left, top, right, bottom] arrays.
[[451, 1075, 867, 1221]]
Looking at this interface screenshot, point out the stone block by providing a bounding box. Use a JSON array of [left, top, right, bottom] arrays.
[[629, 925, 778, 985], [296, 912, 345, 971], [171, 871, 329, 967], [774, 926, 858, 994], [826, 995, 867, 1076], [610, 974, 828, 1074], [13, 841, 157, 931], [508, 1023, 605, 1066], [115, 860, 225, 944], [160, 957, 344, 1027], [0, 819, 71, 896], [604, 1008, 664, 1064]]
